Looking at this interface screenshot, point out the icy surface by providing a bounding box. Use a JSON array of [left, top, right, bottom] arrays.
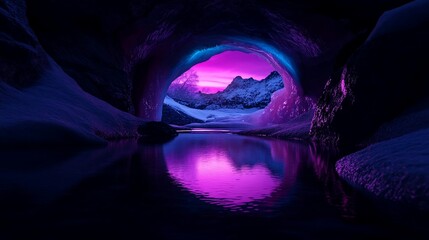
[[336, 129, 429, 210]]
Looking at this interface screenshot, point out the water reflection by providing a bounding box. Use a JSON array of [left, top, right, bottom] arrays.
[[163, 134, 299, 211], [0, 134, 425, 239]]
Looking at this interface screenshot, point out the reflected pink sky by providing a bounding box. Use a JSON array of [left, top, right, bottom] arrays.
[[163, 134, 291, 211], [185, 51, 275, 93], [166, 148, 281, 208]]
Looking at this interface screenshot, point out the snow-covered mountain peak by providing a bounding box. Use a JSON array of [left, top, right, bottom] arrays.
[[167, 71, 284, 110]]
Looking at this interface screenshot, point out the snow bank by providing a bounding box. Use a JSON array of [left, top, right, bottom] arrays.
[[0, 60, 144, 146], [336, 99, 429, 210], [336, 129, 429, 211], [163, 96, 257, 123]]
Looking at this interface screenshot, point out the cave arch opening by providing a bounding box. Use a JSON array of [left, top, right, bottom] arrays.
[[162, 50, 283, 127], [136, 40, 315, 129]]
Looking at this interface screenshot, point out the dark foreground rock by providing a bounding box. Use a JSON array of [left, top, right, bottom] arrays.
[[138, 121, 178, 144], [320, 1, 429, 210]]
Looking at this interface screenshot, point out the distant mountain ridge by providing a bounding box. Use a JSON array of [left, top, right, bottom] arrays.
[[173, 71, 284, 110]]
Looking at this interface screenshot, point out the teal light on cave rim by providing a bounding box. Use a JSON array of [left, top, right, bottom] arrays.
[[179, 37, 299, 84]]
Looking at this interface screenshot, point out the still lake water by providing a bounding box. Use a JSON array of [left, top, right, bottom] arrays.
[[0, 133, 428, 239]]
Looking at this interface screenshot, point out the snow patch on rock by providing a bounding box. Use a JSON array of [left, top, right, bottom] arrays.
[[336, 129, 429, 211]]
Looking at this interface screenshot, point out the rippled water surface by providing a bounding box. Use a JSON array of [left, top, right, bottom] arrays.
[[0, 133, 427, 239], [165, 134, 288, 211]]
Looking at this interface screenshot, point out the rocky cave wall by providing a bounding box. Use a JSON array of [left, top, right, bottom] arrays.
[[0, 0, 145, 145], [1, 0, 422, 147], [311, 0, 429, 148], [25, 0, 408, 121]]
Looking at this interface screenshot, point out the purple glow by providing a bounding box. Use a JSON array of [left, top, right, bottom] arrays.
[[340, 67, 348, 96], [167, 147, 280, 207], [252, 87, 315, 125], [180, 51, 275, 93], [163, 134, 298, 211]]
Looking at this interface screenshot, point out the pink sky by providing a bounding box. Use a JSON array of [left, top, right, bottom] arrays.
[[183, 51, 275, 93]]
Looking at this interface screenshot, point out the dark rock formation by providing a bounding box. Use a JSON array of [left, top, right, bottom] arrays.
[[138, 121, 178, 143], [316, 1, 429, 209], [311, 0, 429, 148]]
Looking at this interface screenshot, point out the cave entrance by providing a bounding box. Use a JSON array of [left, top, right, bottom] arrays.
[[136, 39, 314, 129], [162, 50, 286, 129]]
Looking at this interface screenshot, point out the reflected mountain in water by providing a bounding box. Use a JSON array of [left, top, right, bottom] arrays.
[[163, 134, 345, 212]]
